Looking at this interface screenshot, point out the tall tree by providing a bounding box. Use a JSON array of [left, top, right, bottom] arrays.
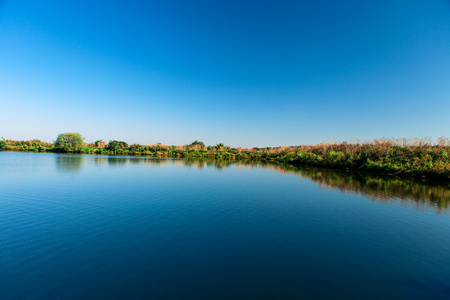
[[55, 132, 85, 152]]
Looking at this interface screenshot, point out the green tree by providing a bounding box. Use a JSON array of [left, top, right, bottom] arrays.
[[187, 140, 205, 150], [55, 132, 85, 152], [190, 140, 205, 147], [107, 140, 128, 152]]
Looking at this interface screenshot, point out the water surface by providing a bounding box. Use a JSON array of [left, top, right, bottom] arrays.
[[1, 152, 449, 299]]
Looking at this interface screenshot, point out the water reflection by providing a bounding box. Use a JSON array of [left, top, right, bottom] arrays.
[[133, 158, 450, 211], [93, 157, 108, 166], [107, 157, 128, 166], [280, 164, 450, 211], [182, 159, 449, 211], [58, 156, 449, 211], [55, 155, 84, 174]]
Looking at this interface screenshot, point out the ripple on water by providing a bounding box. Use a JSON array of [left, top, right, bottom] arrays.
[[0, 152, 449, 300]]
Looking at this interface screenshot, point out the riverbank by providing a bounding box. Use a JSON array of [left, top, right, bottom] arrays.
[[1, 137, 449, 181]]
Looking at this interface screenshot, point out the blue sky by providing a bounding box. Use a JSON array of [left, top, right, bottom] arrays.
[[1, 0, 449, 147]]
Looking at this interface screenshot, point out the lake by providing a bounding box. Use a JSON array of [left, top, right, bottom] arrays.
[[1, 152, 449, 299]]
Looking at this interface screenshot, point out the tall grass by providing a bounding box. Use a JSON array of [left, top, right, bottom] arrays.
[[277, 137, 450, 180]]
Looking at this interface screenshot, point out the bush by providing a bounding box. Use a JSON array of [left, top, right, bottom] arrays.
[[55, 133, 85, 152], [107, 140, 128, 152]]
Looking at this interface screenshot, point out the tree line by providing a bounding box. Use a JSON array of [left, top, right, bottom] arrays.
[[1, 133, 449, 181]]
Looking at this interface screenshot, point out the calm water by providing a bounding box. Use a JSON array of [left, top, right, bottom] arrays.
[[1, 152, 449, 299]]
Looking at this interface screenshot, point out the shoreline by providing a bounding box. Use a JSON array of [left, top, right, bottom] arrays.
[[2, 148, 449, 182]]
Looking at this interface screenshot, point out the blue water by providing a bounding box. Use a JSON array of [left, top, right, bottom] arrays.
[[1, 152, 449, 299]]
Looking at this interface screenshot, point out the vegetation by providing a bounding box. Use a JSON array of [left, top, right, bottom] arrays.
[[0, 138, 53, 152], [1, 134, 449, 181], [0, 138, 6, 150], [106, 140, 128, 153], [55, 132, 85, 152], [278, 138, 450, 180]]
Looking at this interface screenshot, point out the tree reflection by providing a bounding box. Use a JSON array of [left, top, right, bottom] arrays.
[[107, 157, 128, 166], [175, 159, 450, 211], [55, 155, 449, 211], [55, 155, 84, 174], [281, 165, 449, 211]]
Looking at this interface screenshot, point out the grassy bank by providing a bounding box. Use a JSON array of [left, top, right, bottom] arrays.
[[278, 139, 450, 180], [1, 136, 449, 181]]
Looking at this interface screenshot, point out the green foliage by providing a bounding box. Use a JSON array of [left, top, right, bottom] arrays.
[[2, 135, 449, 181], [94, 140, 106, 147], [282, 144, 450, 180], [107, 140, 128, 152], [128, 144, 141, 152], [190, 140, 205, 147], [55, 133, 85, 152]]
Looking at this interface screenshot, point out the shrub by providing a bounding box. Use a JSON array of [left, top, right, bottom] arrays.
[[55, 133, 85, 152]]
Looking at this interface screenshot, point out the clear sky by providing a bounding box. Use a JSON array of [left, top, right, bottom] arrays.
[[1, 0, 449, 147]]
